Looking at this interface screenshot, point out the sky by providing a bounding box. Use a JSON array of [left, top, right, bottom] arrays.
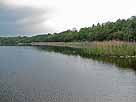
[[0, 0, 136, 36]]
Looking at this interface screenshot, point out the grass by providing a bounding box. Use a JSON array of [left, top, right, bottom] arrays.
[[82, 41, 136, 57], [32, 41, 136, 57]]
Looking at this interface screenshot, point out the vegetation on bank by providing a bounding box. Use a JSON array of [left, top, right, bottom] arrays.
[[33, 41, 136, 57], [1, 16, 136, 45], [0, 16, 136, 57], [80, 41, 136, 57]]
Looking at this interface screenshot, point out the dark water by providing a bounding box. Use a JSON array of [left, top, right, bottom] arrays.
[[0, 46, 136, 102]]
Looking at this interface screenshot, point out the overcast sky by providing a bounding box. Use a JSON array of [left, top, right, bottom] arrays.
[[0, 0, 136, 36]]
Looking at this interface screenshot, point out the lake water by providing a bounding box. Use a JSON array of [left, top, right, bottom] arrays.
[[0, 46, 136, 102]]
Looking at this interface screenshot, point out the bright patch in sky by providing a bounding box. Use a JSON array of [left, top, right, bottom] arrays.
[[0, 0, 136, 36]]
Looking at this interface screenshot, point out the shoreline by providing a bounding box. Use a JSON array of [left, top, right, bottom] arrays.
[[1, 41, 136, 58], [31, 41, 136, 58]]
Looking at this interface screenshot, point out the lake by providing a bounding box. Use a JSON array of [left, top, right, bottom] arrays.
[[0, 46, 136, 102]]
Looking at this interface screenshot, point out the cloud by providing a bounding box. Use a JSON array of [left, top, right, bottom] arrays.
[[0, 1, 54, 36], [1, 0, 136, 36]]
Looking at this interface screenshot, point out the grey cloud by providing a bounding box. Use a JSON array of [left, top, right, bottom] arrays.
[[0, 3, 54, 36]]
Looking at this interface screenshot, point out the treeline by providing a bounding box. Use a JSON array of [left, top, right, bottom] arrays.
[[0, 16, 136, 45]]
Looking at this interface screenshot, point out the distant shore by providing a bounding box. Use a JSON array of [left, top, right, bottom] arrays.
[[0, 41, 136, 58], [31, 41, 136, 58]]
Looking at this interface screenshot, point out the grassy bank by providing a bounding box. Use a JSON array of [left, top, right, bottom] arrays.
[[32, 41, 136, 57]]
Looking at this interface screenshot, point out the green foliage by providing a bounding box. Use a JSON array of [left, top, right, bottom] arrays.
[[1, 16, 136, 45]]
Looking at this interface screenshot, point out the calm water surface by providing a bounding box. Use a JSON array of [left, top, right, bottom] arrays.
[[0, 46, 136, 102]]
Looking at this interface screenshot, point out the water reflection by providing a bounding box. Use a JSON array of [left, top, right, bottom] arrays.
[[1, 46, 136, 102], [36, 46, 136, 71]]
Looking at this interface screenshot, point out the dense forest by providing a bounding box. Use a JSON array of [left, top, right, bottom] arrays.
[[0, 16, 136, 45]]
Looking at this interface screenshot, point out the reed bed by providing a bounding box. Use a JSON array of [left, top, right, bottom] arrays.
[[81, 41, 136, 57], [32, 41, 136, 57]]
